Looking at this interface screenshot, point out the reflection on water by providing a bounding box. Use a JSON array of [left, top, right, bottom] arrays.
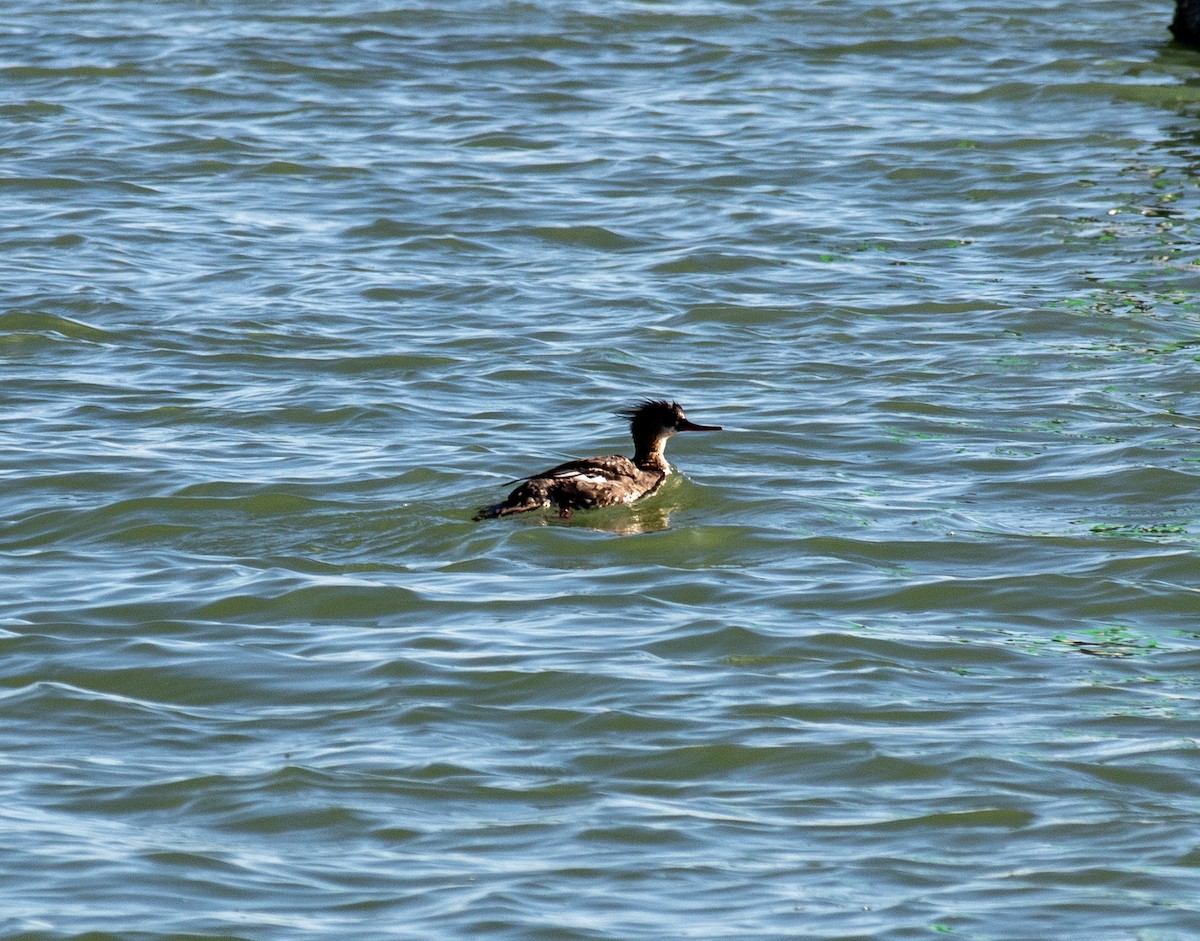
[[544, 499, 677, 534]]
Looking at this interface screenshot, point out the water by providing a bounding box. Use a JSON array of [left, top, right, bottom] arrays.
[[3, 1, 1199, 938]]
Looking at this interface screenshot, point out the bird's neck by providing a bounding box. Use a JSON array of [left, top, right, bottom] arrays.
[[633, 435, 671, 473]]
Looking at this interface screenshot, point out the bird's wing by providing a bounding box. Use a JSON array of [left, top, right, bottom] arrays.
[[531, 455, 640, 483]]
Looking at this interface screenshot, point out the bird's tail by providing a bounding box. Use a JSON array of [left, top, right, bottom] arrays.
[[472, 499, 540, 521]]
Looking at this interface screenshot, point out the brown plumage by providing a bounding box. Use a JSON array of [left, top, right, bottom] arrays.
[[475, 399, 721, 520]]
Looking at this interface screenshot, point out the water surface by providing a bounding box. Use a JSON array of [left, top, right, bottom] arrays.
[[2, 2, 1199, 939]]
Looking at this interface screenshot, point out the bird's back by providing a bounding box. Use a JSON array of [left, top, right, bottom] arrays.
[[475, 454, 664, 518]]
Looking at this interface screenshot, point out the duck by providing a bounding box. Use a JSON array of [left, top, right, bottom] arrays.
[[474, 399, 721, 520]]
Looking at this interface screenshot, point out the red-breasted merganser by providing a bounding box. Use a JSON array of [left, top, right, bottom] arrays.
[[475, 399, 722, 520]]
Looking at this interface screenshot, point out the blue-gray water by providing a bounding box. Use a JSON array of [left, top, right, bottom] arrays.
[[3, 2, 1199, 939]]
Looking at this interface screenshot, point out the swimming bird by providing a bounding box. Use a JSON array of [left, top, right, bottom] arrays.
[[475, 399, 722, 520]]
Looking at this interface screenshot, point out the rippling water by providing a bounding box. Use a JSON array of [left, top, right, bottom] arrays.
[[3, 1, 1200, 938]]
